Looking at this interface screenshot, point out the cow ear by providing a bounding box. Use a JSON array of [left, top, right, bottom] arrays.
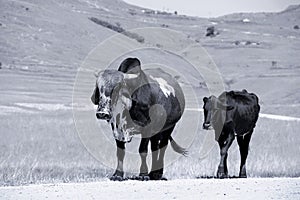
[[94, 71, 99, 78], [94, 70, 106, 78], [203, 97, 208, 103], [91, 85, 100, 105]]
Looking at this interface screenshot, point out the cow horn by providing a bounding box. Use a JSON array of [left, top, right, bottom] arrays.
[[94, 71, 99, 78], [123, 72, 140, 80], [91, 84, 99, 105]]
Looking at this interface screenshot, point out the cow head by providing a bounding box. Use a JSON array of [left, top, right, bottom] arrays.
[[91, 70, 124, 121], [202, 95, 234, 130], [91, 69, 141, 142]]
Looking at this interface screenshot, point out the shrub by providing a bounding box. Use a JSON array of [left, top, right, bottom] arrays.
[[89, 17, 144, 43], [122, 31, 145, 43], [89, 17, 124, 33], [206, 26, 219, 37]]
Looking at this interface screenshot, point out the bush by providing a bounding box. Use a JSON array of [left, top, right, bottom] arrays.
[[156, 11, 172, 16], [128, 9, 137, 16], [205, 26, 219, 37], [123, 31, 145, 43], [234, 41, 240, 45], [89, 17, 124, 33], [89, 17, 144, 43]]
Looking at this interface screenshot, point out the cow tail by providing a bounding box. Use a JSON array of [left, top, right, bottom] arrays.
[[169, 136, 188, 156]]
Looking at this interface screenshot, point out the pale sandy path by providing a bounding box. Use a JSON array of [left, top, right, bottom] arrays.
[[1, 178, 299, 200]]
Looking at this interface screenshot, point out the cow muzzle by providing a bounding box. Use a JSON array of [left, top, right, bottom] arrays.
[[96, 111, 112, 120]]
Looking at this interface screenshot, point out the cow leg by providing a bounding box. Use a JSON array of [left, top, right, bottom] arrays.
[[110, 140, 126, 181], [149, 126, 174, 180], [149, 134, 160, 180], [237, 130, 253, 178], [217, 131, 235, 178], [155, 135, 169, 180], [138, 137, 150, 181]]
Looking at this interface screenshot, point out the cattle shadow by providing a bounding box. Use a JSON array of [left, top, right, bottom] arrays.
[[197, 175, 240, 179]]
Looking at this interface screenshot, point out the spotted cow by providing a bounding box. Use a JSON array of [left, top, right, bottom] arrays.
[[91, 58, 187, 180]]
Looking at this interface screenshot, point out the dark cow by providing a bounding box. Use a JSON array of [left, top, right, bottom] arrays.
[[91, 58, 187, 180], [202, 89, 260, 178]]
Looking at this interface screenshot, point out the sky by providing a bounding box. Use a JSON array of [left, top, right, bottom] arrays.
[[123, 0, 300, 17]]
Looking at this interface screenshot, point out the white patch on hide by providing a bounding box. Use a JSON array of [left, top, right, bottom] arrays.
[[150, 75, 175, 98], [121, 96, 132, 109]]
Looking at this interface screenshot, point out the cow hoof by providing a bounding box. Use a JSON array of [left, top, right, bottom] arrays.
[[217, 172, 228, 179], [239, 174, 247, 178], [149, 172, 167, 180], [138, 175, 150, 181], [151, 176, 167, 181], [110, 175, 125, 181], [239, 166, 247, 178], [130, 175, 150, 181]]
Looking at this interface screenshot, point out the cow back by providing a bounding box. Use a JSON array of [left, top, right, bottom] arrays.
[[128, 68, 185, 130], [221, 90, 260, 135]]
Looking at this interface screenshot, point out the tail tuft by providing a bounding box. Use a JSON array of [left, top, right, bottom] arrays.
[[169, 136, 188, 156]]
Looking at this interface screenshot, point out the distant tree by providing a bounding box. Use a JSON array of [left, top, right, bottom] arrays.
[[206, 26, 218, 37], [174, 11, 178, 15], [234, 41, 240, 45], [271, 61, 277, 67]]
